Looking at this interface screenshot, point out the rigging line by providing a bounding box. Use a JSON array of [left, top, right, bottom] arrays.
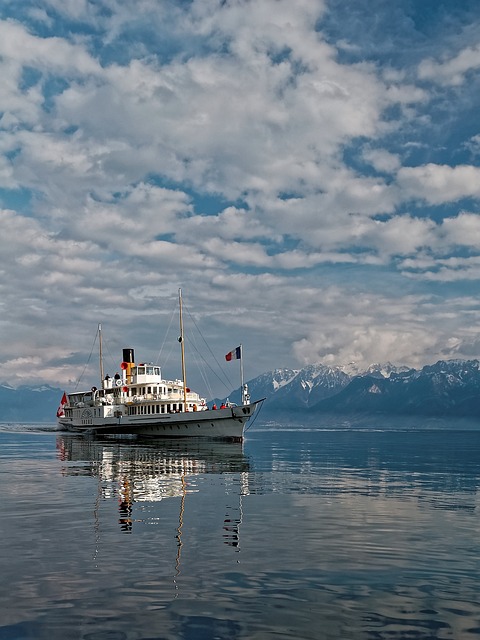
[[182, 320, 215, 396], [184, 305, 235, 393], [155, 300, 177, 366], [188, 345, 215, 401], [74, 326, 99, 390], [185, 327, 234, 396], [100, 335, 119, 378], [244, 399, 266, 433]]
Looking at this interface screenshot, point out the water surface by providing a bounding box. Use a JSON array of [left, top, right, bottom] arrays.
[[1, 422, 480, 639]]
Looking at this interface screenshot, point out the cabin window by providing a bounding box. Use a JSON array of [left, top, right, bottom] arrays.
[[146, 366, 154, 375], [148, 386, 152, 394], [138, 367, 145, 375], [154, 367, 160, 375]]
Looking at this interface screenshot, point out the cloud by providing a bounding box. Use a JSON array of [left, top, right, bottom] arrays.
[[1, 2, 480, 394], [440, 212, 480, 248], [396, 164, 480, 204], [362, 148, 401, 174], [0, 19, 100, 75], [418, 44, 480, 86]]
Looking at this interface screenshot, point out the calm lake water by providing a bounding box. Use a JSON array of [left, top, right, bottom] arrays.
[[2, 420, 480, 639]]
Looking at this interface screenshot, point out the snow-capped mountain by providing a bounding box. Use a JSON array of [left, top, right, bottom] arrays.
[[3, 359, 480, 422], [0, 383, 63, 422], [224, 359, 480, 418], [225, 364, 350, 409]]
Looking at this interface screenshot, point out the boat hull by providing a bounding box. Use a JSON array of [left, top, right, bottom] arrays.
[[58, 402, 262, 441]]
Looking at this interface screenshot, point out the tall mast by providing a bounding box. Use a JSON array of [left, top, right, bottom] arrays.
[[240, 342, 244, 393], [98, 323, 104, 383], [178, 288, 188, 410]]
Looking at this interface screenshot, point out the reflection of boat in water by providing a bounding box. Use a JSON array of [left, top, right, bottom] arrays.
[[57, 289, 264, 440], [56, 434, 251, 542]]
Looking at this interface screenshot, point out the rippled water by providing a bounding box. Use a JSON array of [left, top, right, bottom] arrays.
[[2, 422, 480, 639]]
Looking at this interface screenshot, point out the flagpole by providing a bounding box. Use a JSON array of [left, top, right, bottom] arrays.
[[178, 288, 188, 411], [240, 343, 244, 403], [98, 323, 104, 384]]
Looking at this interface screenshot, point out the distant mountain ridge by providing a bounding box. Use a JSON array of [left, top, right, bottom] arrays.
[[2, 359, 480, 422], [225, 359, 480, 418], [0, 383, 63, 422]]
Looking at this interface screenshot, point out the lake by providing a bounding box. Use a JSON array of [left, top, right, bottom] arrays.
[[1, 421, 480, 639]]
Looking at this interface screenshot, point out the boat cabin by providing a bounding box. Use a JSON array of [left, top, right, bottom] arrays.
[[131, 364, 162, 383]]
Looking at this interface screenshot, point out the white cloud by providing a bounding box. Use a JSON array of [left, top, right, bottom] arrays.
[[0, 19, 101, 75], [440, 212, 480, 248], [1, 2, 480, 393], [396, 164, 480, 204], [362, 148, 401, 173], [418, 44, 480, 86]]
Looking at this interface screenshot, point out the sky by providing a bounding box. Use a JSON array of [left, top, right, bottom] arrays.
[[2, 0, 480, 398]]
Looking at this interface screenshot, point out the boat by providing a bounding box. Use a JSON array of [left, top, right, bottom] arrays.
[[56, 290, 264, 440]]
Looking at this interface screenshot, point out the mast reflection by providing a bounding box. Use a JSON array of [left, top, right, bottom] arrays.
[[56, 434, 251, 541]]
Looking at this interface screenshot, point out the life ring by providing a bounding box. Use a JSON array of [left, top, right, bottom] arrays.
[[115, 379, 122, 386]]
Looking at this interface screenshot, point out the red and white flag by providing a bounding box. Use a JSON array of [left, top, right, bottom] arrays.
[[225, 346, 242, 361], [56, 392, 67, 418]]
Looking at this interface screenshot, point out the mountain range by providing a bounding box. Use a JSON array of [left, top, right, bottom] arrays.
[[225, 359, 480, 419], [2, 359, 480, 422], [0, 383, 64, 423]]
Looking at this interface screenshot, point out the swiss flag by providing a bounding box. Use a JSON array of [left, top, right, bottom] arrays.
[[56, 392, 67, 418]]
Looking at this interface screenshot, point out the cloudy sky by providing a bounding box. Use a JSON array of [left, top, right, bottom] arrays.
[[2, 0, 480, 396]]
